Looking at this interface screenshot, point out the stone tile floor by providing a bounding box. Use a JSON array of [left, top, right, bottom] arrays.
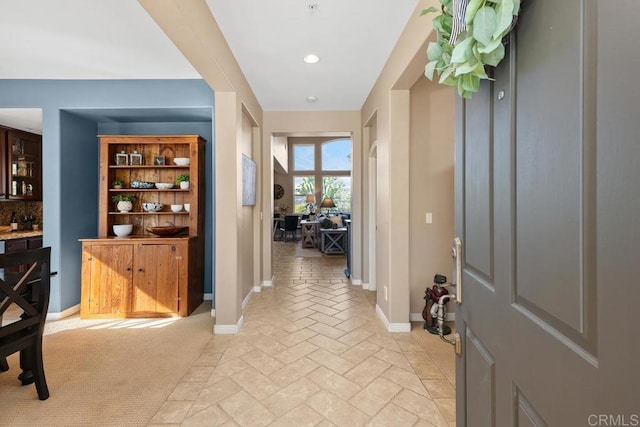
[[149, 241, 456, 426]]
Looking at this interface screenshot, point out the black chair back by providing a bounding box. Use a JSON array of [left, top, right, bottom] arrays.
[[280, 215, 300, 241], [0, 247, 51, 400], [283, 215, 299, 231]]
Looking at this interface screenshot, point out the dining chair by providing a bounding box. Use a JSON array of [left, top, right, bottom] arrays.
[[280, 215, 300, 242], [0, 246, 52, 400]]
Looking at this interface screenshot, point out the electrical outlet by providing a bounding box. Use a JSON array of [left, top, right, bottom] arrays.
[[384, 285, 388, 301], [425, 213, 433, 224]]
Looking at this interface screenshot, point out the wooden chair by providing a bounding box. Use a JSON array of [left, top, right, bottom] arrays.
[[0, 247, 51, 400]]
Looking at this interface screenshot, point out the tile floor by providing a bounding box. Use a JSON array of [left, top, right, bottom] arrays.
[[149, 241, 456, 426]]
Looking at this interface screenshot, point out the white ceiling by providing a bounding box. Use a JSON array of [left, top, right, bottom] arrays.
[[206, 0, 418, 111], [0, 0, 418, 130]]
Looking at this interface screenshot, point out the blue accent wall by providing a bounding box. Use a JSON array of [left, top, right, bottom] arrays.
[[0, 79, 215, 313]]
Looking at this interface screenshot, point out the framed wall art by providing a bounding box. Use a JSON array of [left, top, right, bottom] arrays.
[[242, 154, 256, 206]]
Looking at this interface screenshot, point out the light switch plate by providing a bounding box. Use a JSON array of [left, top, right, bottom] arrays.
[[426, 213, 433, 224]]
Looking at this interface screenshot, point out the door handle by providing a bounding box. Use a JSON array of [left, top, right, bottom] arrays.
[[452, 237, 462, 304]]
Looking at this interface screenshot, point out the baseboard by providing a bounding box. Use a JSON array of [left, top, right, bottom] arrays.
[[362, 282, 376, 291], [253, 285, 262, 293], [410, 312, 455, 322], [375, 304, 411, 333], [47, 303, 80, 321], [242, 290, 253, 311], [211, 308, 216, 317], [262, 279, 273, 287], [375, 304, 389, 329], [204, 293, 213, 301], [213, 315, 244, 335], [351, 279, 362, 286]]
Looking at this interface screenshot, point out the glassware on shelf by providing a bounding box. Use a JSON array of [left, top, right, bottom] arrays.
[[17, 157, 28, 176], [129, 150, 143, 165], [12, 139, 24, 155], [115, 151, 128, 165]]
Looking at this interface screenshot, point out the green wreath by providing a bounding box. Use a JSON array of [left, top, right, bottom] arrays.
[[422, 0, 520, 99]]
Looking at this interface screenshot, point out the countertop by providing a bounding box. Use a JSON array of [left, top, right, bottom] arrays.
[[0, 226, 43, 241]]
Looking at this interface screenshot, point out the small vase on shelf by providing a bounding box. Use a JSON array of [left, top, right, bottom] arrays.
[[112, 194, 136, 213], [177, 174, 190, 190], [117, 201, 132, 212]]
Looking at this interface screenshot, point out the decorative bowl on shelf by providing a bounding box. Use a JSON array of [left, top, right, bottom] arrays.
[[173, 157, 190, 166], [142, 202, 164, 212], [170, 204, 183, 212], [113, 224, 133, 237], [131, 181, 155, 189], [155, 182, 174, 189], [146, 226, 189, 236]]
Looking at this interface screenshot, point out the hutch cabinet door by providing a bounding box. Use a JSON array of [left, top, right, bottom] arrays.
[[81, 244, 133, 316], [7, 130, 42, 200], [132, 243, 180, 314]]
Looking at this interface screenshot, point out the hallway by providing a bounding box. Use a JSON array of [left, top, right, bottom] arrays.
[[150, 241, 455, 426]]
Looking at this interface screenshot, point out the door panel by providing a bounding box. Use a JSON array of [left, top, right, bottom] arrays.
[[514, 387, 547, 427], [85, 244, 132, 315], [515, 0, 593, 339], [463, 87, 493, 281], [455, 1, 638, 425], [133, 244, 179, 314], [465, 328, 495, 427]]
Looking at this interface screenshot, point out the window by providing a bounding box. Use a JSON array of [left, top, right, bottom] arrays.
[[293, 145, 314, 171], [293, 176, 315, 213], [322, 176, 351, 213], [289, 138, 352, 214], [322, 139, 351, 171]]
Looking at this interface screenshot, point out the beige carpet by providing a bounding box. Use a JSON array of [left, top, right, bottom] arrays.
[[0, 301, 214, 427]]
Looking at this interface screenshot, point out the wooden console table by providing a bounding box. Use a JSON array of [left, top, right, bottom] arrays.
[[300, 220, 318, 248], [320, 227, 347, 254]]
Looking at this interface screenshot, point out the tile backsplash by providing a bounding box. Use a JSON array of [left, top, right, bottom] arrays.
[[0, 201, 43, 229]]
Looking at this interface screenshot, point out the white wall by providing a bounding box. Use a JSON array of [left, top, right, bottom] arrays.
[[273, 136, 288, 173]]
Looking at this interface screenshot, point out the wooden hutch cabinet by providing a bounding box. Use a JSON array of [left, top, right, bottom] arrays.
[[0, 126, 42, 200], [80, 135, 205, 318]]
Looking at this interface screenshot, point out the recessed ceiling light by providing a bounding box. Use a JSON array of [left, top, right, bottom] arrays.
[[303, 54, 320, 64], [306, 96, 318, 103]]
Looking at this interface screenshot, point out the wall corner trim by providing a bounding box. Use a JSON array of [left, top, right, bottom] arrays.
[[213, 315, 244, 335], [253, 285, 262, 293], [242, 290, 253, 312], [351, 279, 363, 286], [211, 308, 216, 317], [376, 304, 411, 333]]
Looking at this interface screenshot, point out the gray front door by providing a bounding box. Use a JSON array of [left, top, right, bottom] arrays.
[[454, 1, 640, 425]]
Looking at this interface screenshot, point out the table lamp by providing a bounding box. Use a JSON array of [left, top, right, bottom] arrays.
[[305, 194, 316, 214], [319, 197, 335, 214]]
